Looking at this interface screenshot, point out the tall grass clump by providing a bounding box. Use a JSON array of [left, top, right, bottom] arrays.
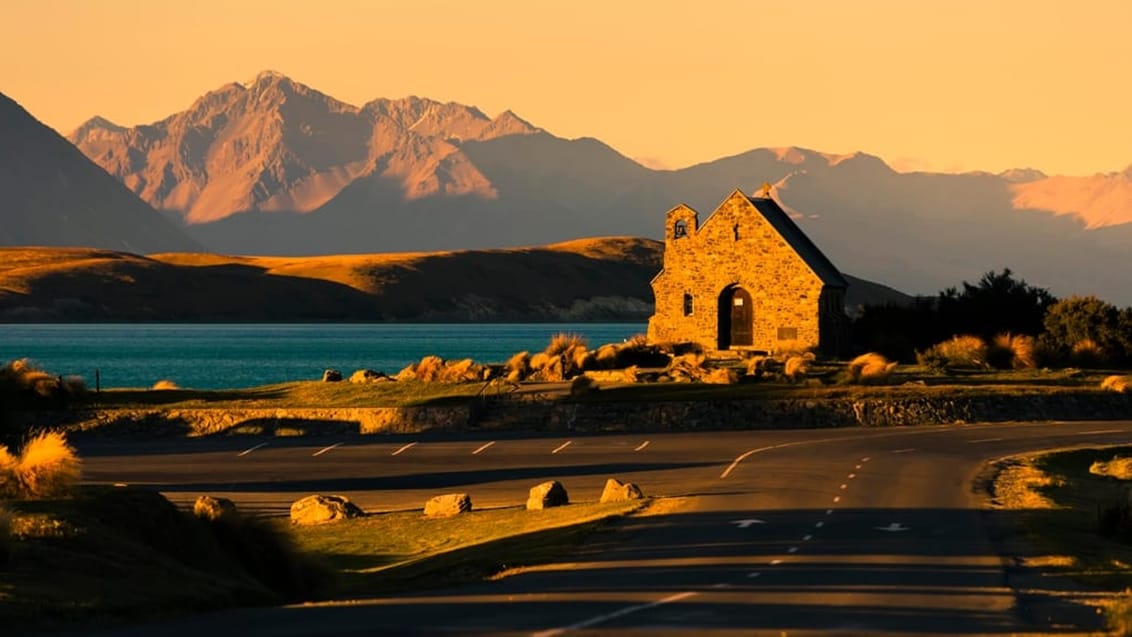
[[916, 335, 987, 371], [395, 356, 486, 383], [842, 353, 897, 384], [151, 379, 180, 390], [0, 431, 83, 499], [504, 351, 530, 383], [0, 358, 85, 400], [986, 333, 1037, 370]]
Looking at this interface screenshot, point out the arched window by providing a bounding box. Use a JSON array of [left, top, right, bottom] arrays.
[[673, 220, 687, 239]]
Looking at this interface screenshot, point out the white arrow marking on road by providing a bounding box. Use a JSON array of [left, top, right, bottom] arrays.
[[552, 441, 573, 454], [238, 442, 267, 457], [732, 518, 766, 528], [876, 522, 910, 532], [634, 440, 650, 451], [312, 442, 342, 457], [391, 442, 417, 456], [472, 441, 495, 455]]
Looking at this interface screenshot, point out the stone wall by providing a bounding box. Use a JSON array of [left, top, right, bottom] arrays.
[[647, 191, 836, 354]]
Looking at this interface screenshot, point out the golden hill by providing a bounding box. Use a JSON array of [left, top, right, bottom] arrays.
[[0, 238, 906, 322]]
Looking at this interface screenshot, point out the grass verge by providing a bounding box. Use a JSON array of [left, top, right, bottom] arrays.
[[288, 500, 646, 596], [988, 446, 1132, 631]]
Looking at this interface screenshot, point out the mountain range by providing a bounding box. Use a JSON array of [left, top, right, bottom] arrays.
[[4, 71, 1132, 306]]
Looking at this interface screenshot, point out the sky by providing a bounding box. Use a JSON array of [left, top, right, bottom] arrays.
[[2, 0, 1130, 176]]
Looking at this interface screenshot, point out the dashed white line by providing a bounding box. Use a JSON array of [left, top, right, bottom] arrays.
[[893, 448, 916, 454], [833, 496, 841, 503], [747, 572, 762, 578], [313, 442, 343, 457], [803, 534, 813, 541], [839, 483, 848, 490], [391, 442, 417, 456], [826, 509, 834, 515], [815, 521, 825, 528], [770, 559, 783, 565], [1081, 429, 1123, 435], [861, 457, 871, 462], [552, 441, 573, 454], [472, 441, 495, 455], [711, 583, 730, 589], [531, 591, 698, 637], [854, 464, 862, 470], [634, 440, 650, 452], [237, 442, 267, 457], [968, 438, 1004, 444], [848, 473, 856, 479], [788, 547, 798, 553]]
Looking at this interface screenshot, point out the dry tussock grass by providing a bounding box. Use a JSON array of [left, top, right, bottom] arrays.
[[843, 353, 897, 384], [396, 356, 485, 383], [771, 340, 813, 360], [151, 379, 179, 390], [987, 333, 1037, 370], [1101, 375, 1131, 393], [929, 335, 988, 369], [1072, 338, 1106, 367], [0, 432, 82, 500], [784, 355, 812, 381], [1091, 457, 1132, 479], [545, 333, 587, 358], [0, 358, 85, 399], [701, 368, 739, 385]]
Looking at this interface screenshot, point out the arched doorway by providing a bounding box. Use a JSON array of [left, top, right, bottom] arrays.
[[718, 285, 753, 349]]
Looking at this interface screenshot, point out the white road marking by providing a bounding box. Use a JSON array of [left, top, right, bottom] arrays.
[[237, 442, 267, 457], [893, 448, 916, 454], [803, 534, 813, 541], [876, 522, 911, 532], [839, 483, 848, 490], [826, 509, 833, 515], [711, 583, 730, 589], [968, 438, 1004, 444], [312, 442, 342, 457], [531, 591, 698, 637], [747, 572, 761, 578], [770, 559, 783, 565], [1080, 429, 1122, 435], [861, 457, 871, 462], [787, 547, 798, 553], [833, 496, 841, 503], [552, 441, 573, 454], [634, 440, 650, 451], [815, 521, 825, 528], [391, 442, 417, 456], [732, 518, 766, 528], [848, 473, 856, 479], [472, 441, 495, 455], [854, 464, 862, 470]]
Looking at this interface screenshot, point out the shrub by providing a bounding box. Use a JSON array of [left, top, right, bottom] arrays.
[[1042, 296, 1132, 366], [569, 375, 598, 397], [917, 335, 987, 370], [0, 359, 85, 400], [1102, 375, 1131, 393], [701, 368, 739, 385], [152, 379, 180, 390], [504, 351, 530, 382], [664, 352, 707, 382], [545, 333, 587, 358], [1091, 457, 1132, 480], [843, 353, 897, 384], [0, 432, 82, 499], [986, 333, 1037, 370], [784, 354, 812, 381], [436, 358, 483, 383], [1070, 338, 1106, 368]]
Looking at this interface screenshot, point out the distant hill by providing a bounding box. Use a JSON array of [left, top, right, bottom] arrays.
[[66, 72, 1132, 305], [0, 239, 909, 322], [0, 92, 198, 253]]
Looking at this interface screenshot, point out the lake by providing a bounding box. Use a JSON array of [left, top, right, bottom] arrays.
[[0, 323, 646, 389]]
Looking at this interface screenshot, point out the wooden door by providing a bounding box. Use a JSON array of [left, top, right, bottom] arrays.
[[730, 288, 753, 347]]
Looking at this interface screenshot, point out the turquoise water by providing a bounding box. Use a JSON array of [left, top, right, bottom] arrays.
[[0, 324, 645, 389]]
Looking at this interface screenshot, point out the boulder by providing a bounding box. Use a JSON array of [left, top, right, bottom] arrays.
[[289, 494, 363, 525], [526, 480, 569, 511], [349, 369, 388, 383], [599, 478, 644, 503], [424, 493, 473, 518], [322, 369, 343, 382], [192, 495, 238, 521]]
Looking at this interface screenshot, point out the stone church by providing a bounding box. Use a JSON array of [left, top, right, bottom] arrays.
[[647, 188, 848, 355]]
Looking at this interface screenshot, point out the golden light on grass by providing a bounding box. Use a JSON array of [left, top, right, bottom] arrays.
[[1101, 375, 1131, 393], [0, 432, 82, 500], [1091, 457, 1132, 480], [844, 352, 897, 384], [151, 379, 179, 390], [989, 333, 1037, 370]]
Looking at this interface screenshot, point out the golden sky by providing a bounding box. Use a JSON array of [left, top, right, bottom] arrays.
[[2, 0, 1130, 175]]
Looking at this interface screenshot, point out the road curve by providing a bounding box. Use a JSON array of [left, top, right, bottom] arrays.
[[73, 420, 1132, 636]]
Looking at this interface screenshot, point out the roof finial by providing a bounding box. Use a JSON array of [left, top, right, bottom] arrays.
[[758, 182, 773, 199]]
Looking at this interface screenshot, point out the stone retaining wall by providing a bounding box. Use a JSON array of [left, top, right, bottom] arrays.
[[12, 392, 1132, 437]]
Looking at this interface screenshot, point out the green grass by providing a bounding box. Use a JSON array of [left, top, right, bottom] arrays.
[[287, 500, 644, 595]]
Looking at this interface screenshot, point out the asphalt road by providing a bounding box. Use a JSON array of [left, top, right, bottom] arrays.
[[73, 420, 1132, 636]]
